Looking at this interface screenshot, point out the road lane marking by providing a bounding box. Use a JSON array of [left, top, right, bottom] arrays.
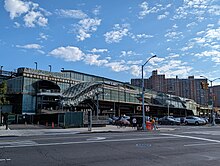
[[0, 159, 11, 162], [161, 133, 220, 147], [86, 137, 106, 141], [183, 131, 220, 136], [184, 142, 220, 147], [0, 140, 37, 146], [0, 136, 175, 149]]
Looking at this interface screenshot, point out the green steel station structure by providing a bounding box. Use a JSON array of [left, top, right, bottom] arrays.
[[0, 67, 200, 127]]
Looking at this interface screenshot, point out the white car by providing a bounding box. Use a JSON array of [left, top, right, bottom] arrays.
[[185, 116, 206, 125]]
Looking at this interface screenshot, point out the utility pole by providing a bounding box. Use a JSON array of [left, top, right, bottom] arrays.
[[141, 55, 157, 130]]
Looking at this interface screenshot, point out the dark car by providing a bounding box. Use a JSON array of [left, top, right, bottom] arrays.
[[215, 118, 220, 124], [158, 116, 180, 125]]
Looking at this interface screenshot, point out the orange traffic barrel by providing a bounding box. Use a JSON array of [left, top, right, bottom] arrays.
[[146, 121, 152, 130]]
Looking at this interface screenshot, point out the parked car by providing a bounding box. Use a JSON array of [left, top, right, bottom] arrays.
[[215, 118, 220, 124], [108, 116, 119, 125], [115, 117, 130, 127], [158, 116, 180, 125], [200, 117, 209, 124], [184, 116, 206, 125]]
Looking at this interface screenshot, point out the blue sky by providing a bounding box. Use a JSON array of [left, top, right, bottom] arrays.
[[1, 0, 220, 84]]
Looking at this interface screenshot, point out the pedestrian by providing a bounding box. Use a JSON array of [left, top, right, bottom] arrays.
[[4, 113, 8, 130], [151, 118, 157, 130], [132, 118, 137, 129]]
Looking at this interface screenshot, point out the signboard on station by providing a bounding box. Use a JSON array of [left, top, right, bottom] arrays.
[[136, 106, 150, 112]]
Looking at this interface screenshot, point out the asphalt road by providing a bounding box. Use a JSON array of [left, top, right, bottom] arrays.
[[1, 125, 220, 166]]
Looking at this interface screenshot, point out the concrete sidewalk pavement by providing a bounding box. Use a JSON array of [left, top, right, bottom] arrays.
[[0, 124, 175, 137]]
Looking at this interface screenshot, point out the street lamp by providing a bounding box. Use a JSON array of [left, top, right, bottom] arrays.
[[34, 62, 37, 70], [200, 76, 220, 126], [142, 55, 157, 130], [167, 94, 170, 116], [95, 92, 99, 120]]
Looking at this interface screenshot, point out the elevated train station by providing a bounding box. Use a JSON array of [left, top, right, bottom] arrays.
[[0, 67, 198, 126]]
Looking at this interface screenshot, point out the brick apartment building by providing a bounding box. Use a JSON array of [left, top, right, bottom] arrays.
[[213, 85, 220, 107], [131, 70, 209, 106]]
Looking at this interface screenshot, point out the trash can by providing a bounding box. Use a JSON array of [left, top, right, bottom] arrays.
[[146, 121, 152, 131]]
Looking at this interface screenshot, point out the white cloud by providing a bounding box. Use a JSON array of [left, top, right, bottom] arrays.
[[55, 9, 87, 19], [194, 50, 220, 64], [104, 61, 129, 72], [149, 56, 164, 65], [4, 0, 29, 19], [197, 30, 205, 35], [165, 31, 183, 41], [120, 51, 138, 57], [104, 24, 129, 43], [138, 2, 171, 19], [208, 5, 220, 15], [49, 46, 85, 62], [130, 65, 141, 76], [205, 27, 220, 41], [172, 24, 178, 29], [131, 33, 153, 43], [167, 53, 180, 58], [186, 22, 197, 28], [187, 27, 220, 52], [138, 1, 160, 19], [4, 0, 49, 28], [38, 33, 48, 41], [195, 50, 220, 57], [84, 54, 108, 66], [156, 60, 193, 78], [157, 12, 169, 20], [24, 11, 48, 27], [89, 48, 108, 53], [173, 0, 220, 22], [37, 50, 45, 54], [127, 60, 142, 65], [92, 6, 101, 15], [193, 37, 206, 44], [181, 45, 194, 51], [75, 18, 101, 41], [16, 44, 42, 49], [14, 22, 20, 28], [167, 48, 171, 51]]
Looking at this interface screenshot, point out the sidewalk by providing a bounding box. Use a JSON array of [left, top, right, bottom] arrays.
[[0, 124, 175, 137]]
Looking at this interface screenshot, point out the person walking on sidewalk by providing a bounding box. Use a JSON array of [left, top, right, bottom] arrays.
[[132, 118, 137, 129], [151, 118, 157, 130]]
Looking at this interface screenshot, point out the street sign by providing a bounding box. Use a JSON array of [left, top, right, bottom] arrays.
[[145, 106, 150, 112], [136, 106, 150, 112]]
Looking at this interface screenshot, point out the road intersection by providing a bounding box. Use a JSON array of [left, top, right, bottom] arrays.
[[1, 125, 220, 165]]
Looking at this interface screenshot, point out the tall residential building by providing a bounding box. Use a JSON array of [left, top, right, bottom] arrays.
[[213, 85, 220, 107], [131, 70, 209, 106]]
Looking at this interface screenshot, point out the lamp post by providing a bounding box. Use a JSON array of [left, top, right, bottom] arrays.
[[34, 62, 37, 70], [96, 92, 99, 120], [200, 76, 220, 126], [167, 94, 170, 116], [49, 65, 52, 72], [142, 55, 157, 130]]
